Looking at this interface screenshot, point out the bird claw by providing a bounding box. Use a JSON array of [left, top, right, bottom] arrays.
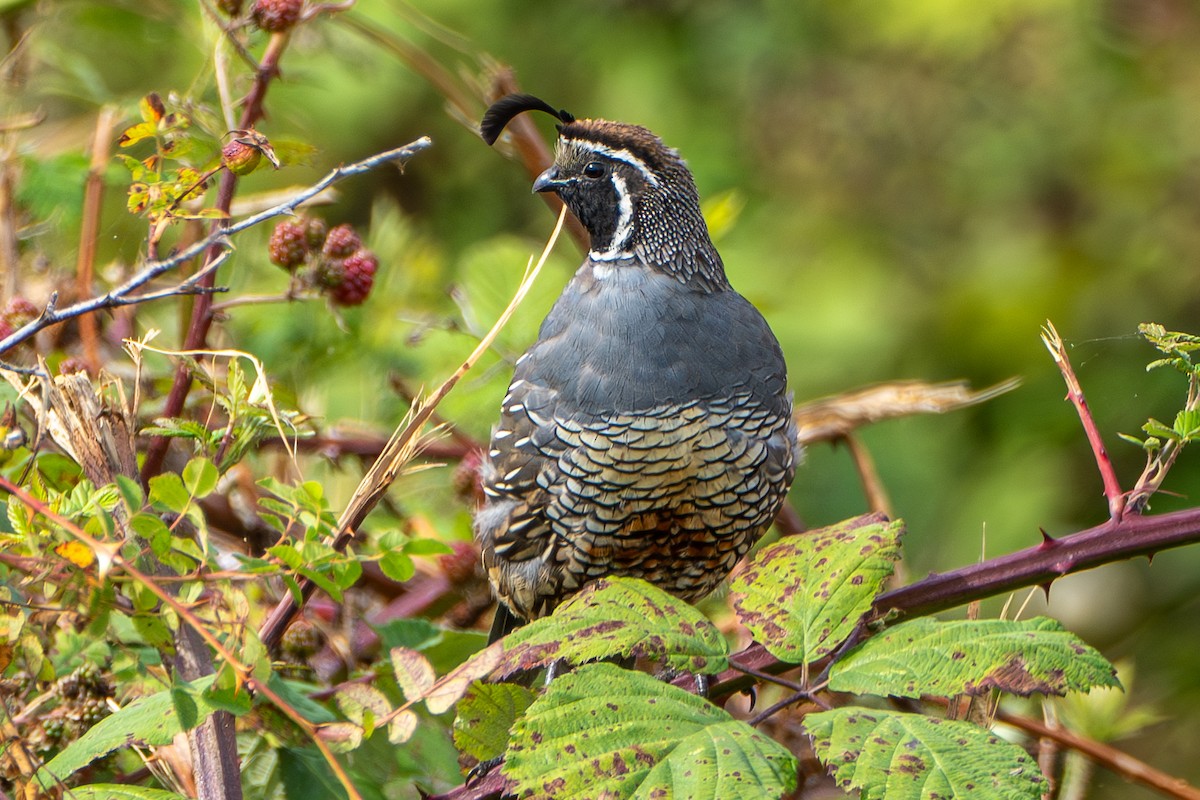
[[656, 666, 711, 697], [466, 756, 503, 785]]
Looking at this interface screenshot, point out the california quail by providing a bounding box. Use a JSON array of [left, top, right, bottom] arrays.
[[476, 94, 798, 641]]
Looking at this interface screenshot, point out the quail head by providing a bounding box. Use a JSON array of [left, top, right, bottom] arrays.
[[476, 94, 798, 641]]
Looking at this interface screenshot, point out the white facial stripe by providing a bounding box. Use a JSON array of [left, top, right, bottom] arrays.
[[569, 139, 659, 186], [590, 172, 635, 261]]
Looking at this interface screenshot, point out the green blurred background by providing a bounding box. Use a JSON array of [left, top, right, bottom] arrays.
[[14, 0, 1200, 794]]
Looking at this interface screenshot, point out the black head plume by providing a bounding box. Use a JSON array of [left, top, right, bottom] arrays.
[[480, 93, 576, 145]]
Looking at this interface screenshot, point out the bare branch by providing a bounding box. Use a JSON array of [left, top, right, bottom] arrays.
[[0, 138, 433, 367]]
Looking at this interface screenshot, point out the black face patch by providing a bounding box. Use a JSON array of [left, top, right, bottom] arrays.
[[555, 162, 624, 252]]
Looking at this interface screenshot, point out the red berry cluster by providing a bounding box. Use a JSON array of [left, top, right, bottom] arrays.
[[267, 218, 380, 307]]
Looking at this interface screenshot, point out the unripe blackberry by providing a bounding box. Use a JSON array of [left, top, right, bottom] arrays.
[[268, 220, 308, 269], [329, 249, 377, 306], [303, 216, 328, 250], [79, 664, 111, 698], [322, 224, 361, 258], [281, 618, 321, 660], [252, 0, 303, 32], [79, 697, 109, 726], [222, 140, 262, 176], [42, 717, 67, 742]]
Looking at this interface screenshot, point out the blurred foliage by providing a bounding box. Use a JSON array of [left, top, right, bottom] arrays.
[[2, 0, 1200, 796]]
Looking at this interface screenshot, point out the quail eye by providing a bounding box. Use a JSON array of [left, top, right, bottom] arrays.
[[582, 161, 606, 179]]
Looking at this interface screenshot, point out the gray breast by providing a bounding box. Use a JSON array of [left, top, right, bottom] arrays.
[[520, 260, 789, 416]]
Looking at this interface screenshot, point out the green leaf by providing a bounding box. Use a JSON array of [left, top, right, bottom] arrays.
[[829, 616, 1121, 699], [403, 537, 454, 556], [148, 472, 191, 514], [142, 418, 214, 443], [203, 668, 254, 716], [1142, 418, 1177, 441], [805, 707, 1046, 800], [279, 745, 349, 800], [269, 543, 304, 570], [131, 613, 173, 648], [506, 663, 798, 799], [68, 786, 190, 800], [379, 550, 416, 582], [129, 512, 171, 556], [40, 675, 218, 782], [499, 576, 729, 676], [182, 457, 219, 498], [730, 513, 902, 664], [267, 673, 338, 725], [7, 495, 33, 536], [297, 564, 347, 602], [1174, 409, 1200, 440], [171, 684, 202, 731], [115, 475, 144, 511], [453, 681, 535, 763]]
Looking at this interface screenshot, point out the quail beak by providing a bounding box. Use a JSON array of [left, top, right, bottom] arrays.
[[532, 166, 568, 194]]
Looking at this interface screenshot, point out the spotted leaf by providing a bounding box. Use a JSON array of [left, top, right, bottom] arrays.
[[453, 681, 535, 764], [730, 513, 902, 664], [506, 663, 798, 800], [497, 576, 729, 677], [829, 616, 1120, 699], [806, 707, 1046, 800]]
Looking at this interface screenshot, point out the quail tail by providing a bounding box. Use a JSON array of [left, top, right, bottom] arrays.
[[488, 603, 523, 644]]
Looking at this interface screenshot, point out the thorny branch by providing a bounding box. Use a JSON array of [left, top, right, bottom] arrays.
[[439, 505, 1200, 800], [0, 138, 433, 369]]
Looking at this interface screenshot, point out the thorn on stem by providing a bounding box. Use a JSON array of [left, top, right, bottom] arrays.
[[1038, 527, 1057, 548]]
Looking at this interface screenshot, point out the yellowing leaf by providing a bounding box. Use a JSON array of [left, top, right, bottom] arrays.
[[390, 646, 435, 703], [139, 92, 165, 124], [118, 121, 158, 148], [388, 709, 418, 744], [55, 540, 95, 569]]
